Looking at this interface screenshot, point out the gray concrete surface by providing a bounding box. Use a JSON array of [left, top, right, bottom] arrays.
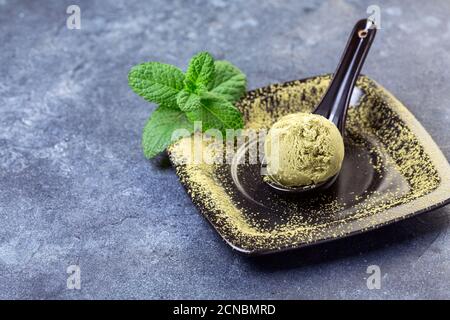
[[0, 0, 449, 299]]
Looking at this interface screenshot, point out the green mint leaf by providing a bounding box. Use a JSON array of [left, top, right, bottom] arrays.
[[208, 61, 247, 103], [176, 90, 202, 112], [128, 62, 185, 109], [142, 106, 194, 159], [186, 92, 244, 133], [185, 52, 214, 92]]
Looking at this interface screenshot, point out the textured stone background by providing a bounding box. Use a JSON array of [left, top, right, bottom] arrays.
[[0, 0, 449, 299]]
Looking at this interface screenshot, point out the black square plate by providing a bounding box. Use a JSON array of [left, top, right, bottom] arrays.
[[169, 75, 450, 255]]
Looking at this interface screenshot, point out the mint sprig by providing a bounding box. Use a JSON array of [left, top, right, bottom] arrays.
[[128, 52, 246, 159]]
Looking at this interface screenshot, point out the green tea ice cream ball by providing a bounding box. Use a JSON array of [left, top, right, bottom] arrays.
[[264, 113, 345, 187]]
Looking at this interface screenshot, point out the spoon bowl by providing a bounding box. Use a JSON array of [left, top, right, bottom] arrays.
[[263, 171, 339, 194]]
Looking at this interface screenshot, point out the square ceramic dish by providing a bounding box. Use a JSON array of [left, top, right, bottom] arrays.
[[168, 75, 450, 255]]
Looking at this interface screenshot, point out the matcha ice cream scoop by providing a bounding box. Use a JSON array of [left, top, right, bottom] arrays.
[[264, 113, 345, 187]]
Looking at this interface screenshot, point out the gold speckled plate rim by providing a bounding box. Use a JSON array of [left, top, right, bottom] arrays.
[[170, 75, 450, 255]]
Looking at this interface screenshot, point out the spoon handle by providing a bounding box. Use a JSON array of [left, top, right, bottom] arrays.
[[314, 19, 377, 133]]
